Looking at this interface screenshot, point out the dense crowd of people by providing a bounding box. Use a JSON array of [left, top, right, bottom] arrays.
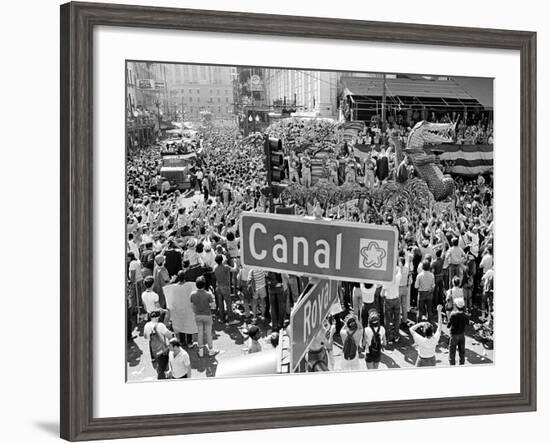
[[126, 117, 494, 379]]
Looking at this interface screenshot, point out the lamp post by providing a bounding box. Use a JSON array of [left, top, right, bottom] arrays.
[[154, 99, 161, 136], [248, 114, 253, 135], [255, 114, 260, 133]]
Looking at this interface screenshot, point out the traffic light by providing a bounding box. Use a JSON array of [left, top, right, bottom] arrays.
[[265, 137, 285, 183], [271, 183, 287, 199]]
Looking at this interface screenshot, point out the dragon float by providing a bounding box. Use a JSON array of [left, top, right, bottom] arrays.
[[397, 120, 457, 201]]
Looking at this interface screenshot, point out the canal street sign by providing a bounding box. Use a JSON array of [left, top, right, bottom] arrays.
[[240, 212, 398, 284], [289, 279, 338, 371]]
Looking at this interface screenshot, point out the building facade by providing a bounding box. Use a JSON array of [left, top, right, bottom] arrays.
[[163, 64, 237, 121], [263, 69, 339, 119], [126, 62, 169, 117], [126, 62, 237, 121]]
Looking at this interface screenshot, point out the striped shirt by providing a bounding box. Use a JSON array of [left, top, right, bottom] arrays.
[[250, 268, 266, 290]]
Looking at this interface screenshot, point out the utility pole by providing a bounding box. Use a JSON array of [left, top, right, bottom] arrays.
[[265, 134, 275, 213], [155, 99, 161, 137], [381, 73, 387, 146]]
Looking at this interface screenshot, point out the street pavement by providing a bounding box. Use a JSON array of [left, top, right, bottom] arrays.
[[126, 307, 493, 381]]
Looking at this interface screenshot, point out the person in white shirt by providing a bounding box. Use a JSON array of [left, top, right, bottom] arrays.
[[127, 233, 140, 259], [200, 244, 216, 269], [168, 338, 191, 379], [480, 247, 493, 274], [239, 264, 254, 318], [360, 283, 377, 328], [249, 268, 267, 318], [143, 311, 173, 379], [141, 227, 153, 246], [184, 238, 200, 266], [141, 276, 161, 315], [398, 255, 411, 325], [196, 169, 204, 193], [468, 226, 480, 257], [445, 276, 464, 321], [446, 238, 465, 285], [410, 304, 443, 367], [351, 283, 363, 324], [383, 265, 402, 343]]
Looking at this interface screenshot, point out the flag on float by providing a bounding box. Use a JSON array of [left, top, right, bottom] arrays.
[[341, 120, 365, 142], [342, 121, 365, 132], [435, 144, 493, 176], [353, 144, 373, 162]]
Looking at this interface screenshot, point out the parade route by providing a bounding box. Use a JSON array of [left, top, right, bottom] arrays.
[[127, 306, 493, 381]]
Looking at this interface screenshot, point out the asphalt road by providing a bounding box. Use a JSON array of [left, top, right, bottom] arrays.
[[126, 308, 493, 382]]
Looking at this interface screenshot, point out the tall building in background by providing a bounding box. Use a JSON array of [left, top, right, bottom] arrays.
[[263, 69, 339, 119], [234, 67, 271, 134], [127, 62, 237, 121], [163, 64, 237, 121], [126, 62, 169, 116]]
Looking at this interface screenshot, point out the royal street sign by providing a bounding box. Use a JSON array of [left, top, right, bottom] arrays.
[[240, 212, 398, 284], [289, 279, 338, 371]]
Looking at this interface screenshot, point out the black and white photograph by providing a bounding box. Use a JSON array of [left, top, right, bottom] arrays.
[[125, 62, 495, 381]]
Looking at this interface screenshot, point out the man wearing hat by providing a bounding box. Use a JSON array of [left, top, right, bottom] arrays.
[[447, 298, 470, 365]]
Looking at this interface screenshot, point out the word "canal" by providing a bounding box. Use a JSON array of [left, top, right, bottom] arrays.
[[248, 222, 342, 270]]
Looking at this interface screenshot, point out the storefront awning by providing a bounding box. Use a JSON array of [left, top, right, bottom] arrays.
[[342, 76, 491, 110]]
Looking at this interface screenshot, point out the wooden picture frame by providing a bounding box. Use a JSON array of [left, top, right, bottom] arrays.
[[60, 2, 537, 440]]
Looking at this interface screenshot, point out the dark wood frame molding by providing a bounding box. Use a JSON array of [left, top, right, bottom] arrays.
[[60, 2, 537, 440]]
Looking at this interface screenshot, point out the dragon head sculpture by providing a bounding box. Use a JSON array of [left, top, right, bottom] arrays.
[[406, 120, 457, 149], [404, 120, 458, 201]]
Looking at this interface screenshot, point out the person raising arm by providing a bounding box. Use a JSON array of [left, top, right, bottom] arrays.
[[410, 304, 443, 367]]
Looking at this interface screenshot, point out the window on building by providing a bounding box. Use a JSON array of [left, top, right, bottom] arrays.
[[197, 97, 200, 103], [210, 89, 213, 94], [217, 97, 221, 103], [225, 97, 229, 103], [189, 88, 192, 94], [197, 89, 200, 94], [189, 97, 193, 102]]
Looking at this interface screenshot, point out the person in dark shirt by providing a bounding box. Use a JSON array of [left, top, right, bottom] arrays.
[[410, 246, 423, 309], [430, 249, 445, 306], [447, 298, 470, 365], [163, 240, 183, 277], [140, 242, 155, 278], [375, 151, 389, 182], [184, 260, 204, 286], [213, 254, 238, 324], [266, 272, 286, 330]]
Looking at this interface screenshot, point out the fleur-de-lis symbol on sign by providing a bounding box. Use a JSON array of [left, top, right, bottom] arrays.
[[360, 241, 386, 269]]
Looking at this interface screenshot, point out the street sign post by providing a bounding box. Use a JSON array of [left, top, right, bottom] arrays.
[[240, 212, 398, 284], [289, 279, 339, 372]]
